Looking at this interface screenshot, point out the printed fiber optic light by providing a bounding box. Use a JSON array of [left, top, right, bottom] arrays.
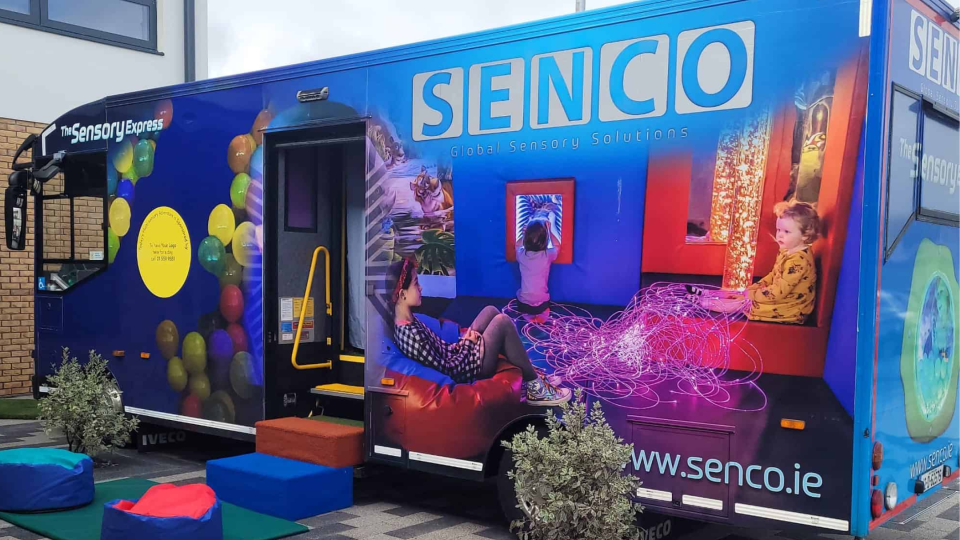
[[512, 282, 765, 411]]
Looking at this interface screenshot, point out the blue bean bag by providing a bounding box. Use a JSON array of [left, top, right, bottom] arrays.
[[0, 448, 94, 512], [380, 314, 457, 385], [101, 484, 223, 540]]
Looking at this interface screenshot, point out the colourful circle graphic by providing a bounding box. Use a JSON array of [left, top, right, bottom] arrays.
[[137, 207, 191, 298]]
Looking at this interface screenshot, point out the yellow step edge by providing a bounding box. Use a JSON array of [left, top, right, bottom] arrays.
[[316, 383, 364, 396], [340, 354, 365, 364]]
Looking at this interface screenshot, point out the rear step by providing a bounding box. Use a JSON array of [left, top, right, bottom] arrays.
[[312, 383, 364, 400]]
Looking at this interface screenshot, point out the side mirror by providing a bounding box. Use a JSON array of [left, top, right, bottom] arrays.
[[5, 185, 27, 250]]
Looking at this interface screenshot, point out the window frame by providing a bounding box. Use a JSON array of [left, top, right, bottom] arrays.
[[916, 99, 960, 227], [884, 84, 960, 261], [0, 0, 39, 25], [0, 0, 159, 54], [883, 84, 922, 260], [281, 146, 320, 234], [34, 152, 109, 295]]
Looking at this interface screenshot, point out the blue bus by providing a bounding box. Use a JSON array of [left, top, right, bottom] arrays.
[[5, 0, 957, 536]]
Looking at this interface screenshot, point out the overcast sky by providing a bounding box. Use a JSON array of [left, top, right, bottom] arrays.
[[208, 0, 960, 78], [208, 0, 658, 77]]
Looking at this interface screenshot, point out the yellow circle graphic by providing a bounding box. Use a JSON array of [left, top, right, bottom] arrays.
[[137, 207, 192, 298]]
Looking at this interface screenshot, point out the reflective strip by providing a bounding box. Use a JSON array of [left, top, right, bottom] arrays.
[[735, 503, 849, 531], [409, 451, 483, 471], [124, 407, 256, 435], [682, 494, 723, 511], [636, 487, 672, 502], [374, 445, 402, 458], [859, 0, 872, 37]]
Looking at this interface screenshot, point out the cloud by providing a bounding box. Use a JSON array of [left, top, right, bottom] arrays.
[[207, 0, 634, 77]]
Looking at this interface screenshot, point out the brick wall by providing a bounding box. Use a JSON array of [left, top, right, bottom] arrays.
[[0, 118, 46, 396]]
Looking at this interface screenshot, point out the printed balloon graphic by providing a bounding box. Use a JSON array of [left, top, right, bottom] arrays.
[[226, 323, 248, 354], [133, 139, 155, 178], [250, 109, 273, 145], [220, 285, 244, 323], [249, 145, 263, 181], [230, 351, 256, 399], [112, 139, 134, 175], [122, 165, 141, 185], [182, 394, 202, 417], [155, 99, 173, 129], [155, 320, 179, 360], [207, 204, 235, 246], [232, 222, 259, 267], [117, 179, 135, 205], [204, 390, 236, 423], [230, 173, 251, 210], [109, 198, 131, 237], [227, 134, 256, 174], [182, 331, 207, 375], [197, 310, 227, 340], [218, 253, 242, 289], [208, 329, 233, 365], [189, 372, 211, 401], [107, 166, 118, 196], [198, 236, 226, 275], [107, 228, 120, 264], [167, 357, 187, 392]]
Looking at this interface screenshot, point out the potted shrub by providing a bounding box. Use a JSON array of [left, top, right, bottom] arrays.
[[503, 390, 643, 539], [38, 349, 139, 458]]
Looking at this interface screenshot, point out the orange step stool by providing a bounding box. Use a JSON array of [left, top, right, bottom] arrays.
[[255, 417, 364, 469]]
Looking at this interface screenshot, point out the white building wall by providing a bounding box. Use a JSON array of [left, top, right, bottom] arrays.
[[0, 0, 206, 123]]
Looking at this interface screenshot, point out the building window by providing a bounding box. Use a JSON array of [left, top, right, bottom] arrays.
[[0, 0, 157, 53]]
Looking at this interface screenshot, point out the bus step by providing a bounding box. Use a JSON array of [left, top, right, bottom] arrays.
[[312, 383, 364, 400]]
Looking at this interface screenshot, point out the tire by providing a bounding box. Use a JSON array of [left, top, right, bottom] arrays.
[[496, 445, 526, 525]]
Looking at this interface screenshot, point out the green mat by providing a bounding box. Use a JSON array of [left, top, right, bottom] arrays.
[[0, 478, 308, 540]]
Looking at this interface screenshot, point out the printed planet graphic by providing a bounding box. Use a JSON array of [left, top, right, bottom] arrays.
[[107, 100, 171, 263], [900, 239, 960, 443], [153, 106, 271, 425]]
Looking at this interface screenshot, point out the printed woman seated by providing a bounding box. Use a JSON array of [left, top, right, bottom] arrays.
[[388, 258, 570, 405]]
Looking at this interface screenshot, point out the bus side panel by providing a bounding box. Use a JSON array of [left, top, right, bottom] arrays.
[[39, 84, 270, 431], [864, 0, 960, 533], [352, 0, 867, 532]]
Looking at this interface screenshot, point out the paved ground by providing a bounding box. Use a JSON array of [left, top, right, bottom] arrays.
[[0, 418, 956, 540]]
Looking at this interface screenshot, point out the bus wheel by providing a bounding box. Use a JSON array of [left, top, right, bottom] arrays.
[[496, 446, 527, 525], [102, 377, 124, 416]]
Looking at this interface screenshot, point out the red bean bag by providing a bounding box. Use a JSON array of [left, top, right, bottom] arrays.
[[101, 484, 222, 540], [383, 360, 527, 459]]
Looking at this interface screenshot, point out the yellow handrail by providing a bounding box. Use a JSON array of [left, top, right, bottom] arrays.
[[291, 246, 334, 370]]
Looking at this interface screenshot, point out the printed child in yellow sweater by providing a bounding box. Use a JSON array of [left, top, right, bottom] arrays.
[[687, 201, 820, 324]]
